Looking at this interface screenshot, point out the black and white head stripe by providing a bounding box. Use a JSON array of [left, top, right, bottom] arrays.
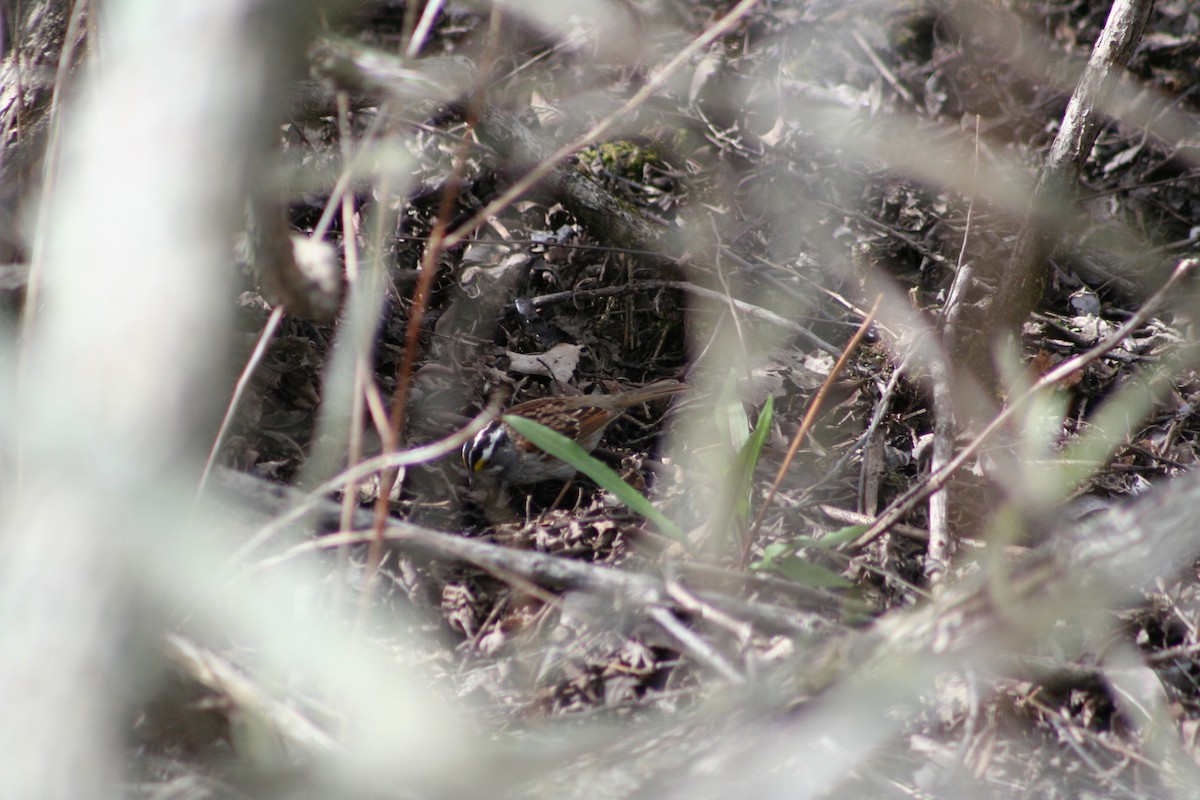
[[463, 422, 508, 473]]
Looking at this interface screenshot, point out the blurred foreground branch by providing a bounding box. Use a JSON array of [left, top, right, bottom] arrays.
[[211, 456, 1200, 795], [0, 2, 325, 797]]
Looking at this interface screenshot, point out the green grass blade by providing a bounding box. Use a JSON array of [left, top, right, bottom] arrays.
[[794, 524, 870, 550], [716, 371, 751, 452], [729, 395, 774, 525], [502, 415, 686, 543], [709, 394, 774, 549], [749, 541, 854, 588]]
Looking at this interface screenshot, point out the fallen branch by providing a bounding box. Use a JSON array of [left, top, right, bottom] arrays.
[[212, 466, 841, 638]]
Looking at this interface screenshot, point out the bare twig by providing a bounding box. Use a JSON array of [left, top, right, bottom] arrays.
[[197, 304, 286, 500], [856, 347, 914, 516], [927, 115, 982, 588], [165, 634, 340, 759], [532, 280, 841, 357], [852, 258, 1197, 551], [993, 0, 1154, 332], [850, 30, 913, 104], [648, 606, 746, 684]]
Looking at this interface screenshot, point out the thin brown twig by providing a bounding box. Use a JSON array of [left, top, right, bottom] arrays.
[[742, 295, 881, 564], [359, 154, 465, 622], [358, 13, 503, 623]]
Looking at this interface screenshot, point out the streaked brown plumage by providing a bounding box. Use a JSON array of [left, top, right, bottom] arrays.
[[462, 380, 686, 484]]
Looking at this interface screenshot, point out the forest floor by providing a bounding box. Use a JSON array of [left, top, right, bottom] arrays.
[[127, 2, 1200, 798]]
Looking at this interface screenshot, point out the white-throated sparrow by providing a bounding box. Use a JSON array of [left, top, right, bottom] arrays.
[[462, 380, 686, 484]]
